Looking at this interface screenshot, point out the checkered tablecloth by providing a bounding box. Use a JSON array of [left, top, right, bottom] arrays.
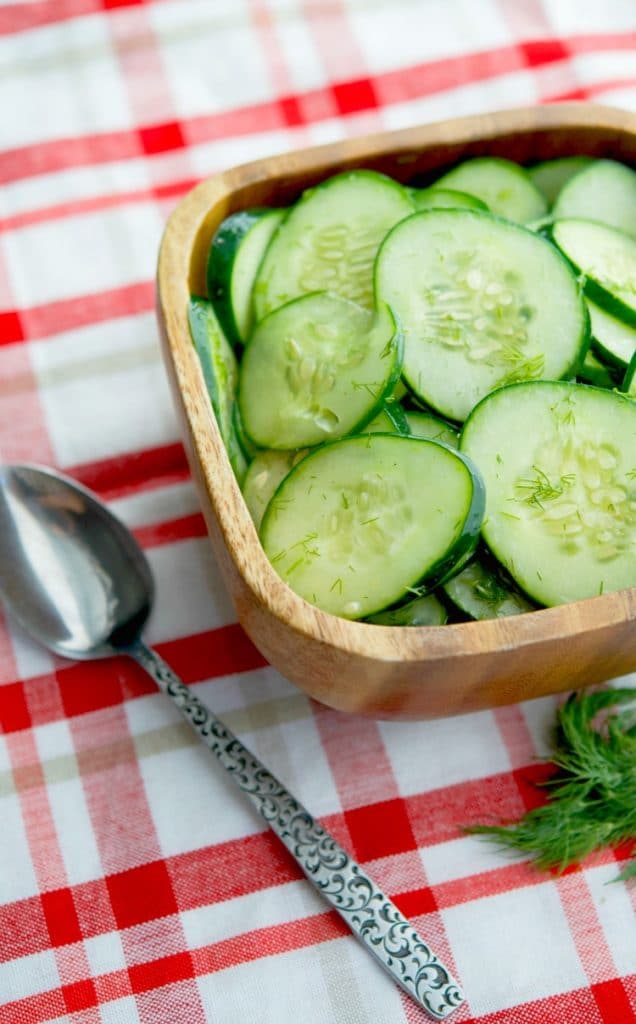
[[1, 2, 636, 1022]]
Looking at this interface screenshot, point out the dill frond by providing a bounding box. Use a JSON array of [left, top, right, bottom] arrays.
[[467, 688, 636, 881]]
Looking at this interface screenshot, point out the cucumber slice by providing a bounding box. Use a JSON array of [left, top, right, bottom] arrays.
[[577, 349, 621, 390], [241, 448, 307, 529], [623, 351, 636, 398], [588, 299, 636, 369], [207, 208, 285, 346], [253, 170, 414, 320], [552, 159, 636, 238], [442, 554, 536, 619], [528, 157, 593, 207], [460, 380, 636, 606], [361, 399, 409, 435], [239, 292, 402, 449], [366, 592, 448, 626], [261, 434, 484, 619], [404, 410, 459, 448], [551, 218, 636, 328], [411, 188, 488, 212], [233, 402, 261, 461], [376, 209, 588, 422], [433, 157, 547, 223], [188, 297, 247, 483]]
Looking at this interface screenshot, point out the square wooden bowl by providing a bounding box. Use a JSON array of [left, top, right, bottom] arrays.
[[157, 103, 636, 720]]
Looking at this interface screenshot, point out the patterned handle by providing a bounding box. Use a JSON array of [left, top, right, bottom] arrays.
[[127, 640, 464, 1020]]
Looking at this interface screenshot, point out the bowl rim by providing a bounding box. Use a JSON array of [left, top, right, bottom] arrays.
[[157, 102, 636, 665]]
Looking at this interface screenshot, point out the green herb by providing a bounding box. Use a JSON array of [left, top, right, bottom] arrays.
[[467, 688, 636, 881]]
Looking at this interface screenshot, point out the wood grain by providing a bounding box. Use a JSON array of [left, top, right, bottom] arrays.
[[157, 103, 636, 720]]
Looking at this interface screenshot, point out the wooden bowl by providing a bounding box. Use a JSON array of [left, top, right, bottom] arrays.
[[157, 103, 636, 720]]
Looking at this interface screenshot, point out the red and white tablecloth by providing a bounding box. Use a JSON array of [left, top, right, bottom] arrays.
[[1, 2, 635, 1022]]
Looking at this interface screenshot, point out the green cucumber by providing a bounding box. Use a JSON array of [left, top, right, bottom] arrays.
[[404, 410, 459, 448], [241, 448, 307, 529], [376, 209, 588, 421], [551, 218, 636, 328], [411, 188, 488, 212], [366, 592, 448, 626], [623, 351, 636, 398], [588, 299, 636, 369], [239, 292, 402, 449], [528, 157, 593, 207], [188, 297, 247, 483], [261, 433, 484, 619], [253, 170, 414, 320], [361, 399, 409, 435], [460, 380, 636, 606], [433, 157, 547, 223], [207, 208, 285, 346], [577, 349, 621, 390], [552, 159, 636, 238], [442, 554, 536, 619]]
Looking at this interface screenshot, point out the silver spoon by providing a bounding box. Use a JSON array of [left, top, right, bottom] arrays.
[[0, 463, 464, 1019]]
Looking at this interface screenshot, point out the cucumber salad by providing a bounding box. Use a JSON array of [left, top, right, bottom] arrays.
[[189, 153, 636, 623]]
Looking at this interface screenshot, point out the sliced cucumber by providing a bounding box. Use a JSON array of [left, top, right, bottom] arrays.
[[442, 554, 536, 619], [551, 218, 636, 328], [253, 170, 414, 320], [461, 380, 636, 606], [623, 351, 636, 398], [239, 293, 402, 449], [433, 157, 547, 223], [361, 399, 409, 435], [366, 592, 448, 626], [528, 157, 593, 207], [411, 188, 488, 212], [404, 410, 459, 448], [552, 159, 636, 238], [376, 209, 588, 421], [188, 297, 247, 483], [241, 448, 307, 530], [588, 298, 636, 369], [577, 349, 621, 390], [233, 403, 261, 461], [207, 208, 285, 347], [261, 433, 484, 618]]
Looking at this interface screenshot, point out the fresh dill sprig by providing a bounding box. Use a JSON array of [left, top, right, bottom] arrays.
[[467, 688, 636, 882]]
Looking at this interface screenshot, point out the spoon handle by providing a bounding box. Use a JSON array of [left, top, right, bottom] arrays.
[[126, 639, 463, 1020]]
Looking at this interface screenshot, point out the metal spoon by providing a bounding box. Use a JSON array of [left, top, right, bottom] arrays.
[[0, 463, 464, 1019]]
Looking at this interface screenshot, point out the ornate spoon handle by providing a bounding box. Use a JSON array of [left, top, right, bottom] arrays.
[[127, 640, 464, 1020]]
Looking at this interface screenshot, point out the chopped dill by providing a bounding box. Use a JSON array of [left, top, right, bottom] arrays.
[[515, 466, 575, 510], [467, 688, 636, 882], [329, 577, 343, 594]]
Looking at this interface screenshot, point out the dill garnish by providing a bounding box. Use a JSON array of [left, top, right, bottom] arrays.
[[467, 688, 636, 881]]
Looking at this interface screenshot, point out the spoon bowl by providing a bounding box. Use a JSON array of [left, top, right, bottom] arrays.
[[0, 464, 152, 659], [0, 462, 463, 1020]]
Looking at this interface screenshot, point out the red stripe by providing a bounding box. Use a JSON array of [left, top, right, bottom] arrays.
[[0, 177, 198, 234], [0, 809, 631, 965], [2, 625, 266, 732], [547, 76, 636, 102], [0, 0, 102, 36], [66, 441, 190, 501], [0, 311, 24, 346], [0, 0, 174, 37], [17, 280, 155, 342], [0, 69, 631, 241], [128, 951, 195, 994], [191, 910, 348, 975], [131, 511, 207, 548], [2, 33, 635, 187], [592, 979, 636, 1024]]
